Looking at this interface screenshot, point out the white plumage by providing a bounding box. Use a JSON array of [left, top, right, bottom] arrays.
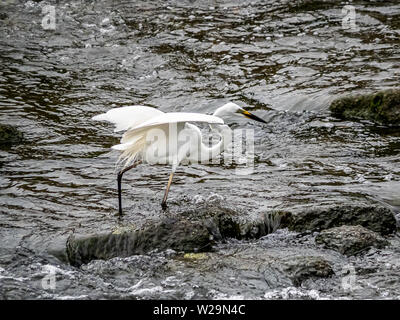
[[92, 102, 266, 214], [92, 105, 164, 132], [93, 106, 225, 169]]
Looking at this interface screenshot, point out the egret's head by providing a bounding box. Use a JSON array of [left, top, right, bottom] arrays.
[[214, 102, 267, 124]]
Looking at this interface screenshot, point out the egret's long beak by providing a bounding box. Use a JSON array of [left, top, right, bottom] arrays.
[[237, 109, 267, 124]]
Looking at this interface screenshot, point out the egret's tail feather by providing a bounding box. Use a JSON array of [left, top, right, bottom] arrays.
[[121, 126, 150, 144], [116, 133, 147, 169], [112, 142, 134, 151], [92, 113, 108, 121], [116, 124, 169, 169]]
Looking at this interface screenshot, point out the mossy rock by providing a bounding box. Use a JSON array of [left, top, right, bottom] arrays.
[[279, 255, 334, 286], [329, 89, 400, 125], [287, 204, 396, 236], [315, 225, 389, 256], [0, 124, 23, 146], [65, 205, 285, 266], [288, 0, 338, 12], [66, 218, 214, 267]]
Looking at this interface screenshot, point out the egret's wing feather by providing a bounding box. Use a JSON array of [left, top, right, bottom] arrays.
[[115, 113, 223, 167], [115, 130, 148, 167], [92, 105, 164, 132], [121, 112, 223, 144], [128, 112, 223, 132], [114, 124, 172, 168], [111, 135, 143, 151], [102, 111, 224, 168]]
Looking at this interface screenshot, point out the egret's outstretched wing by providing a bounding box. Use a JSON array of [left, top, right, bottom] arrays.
[[120, 112, 223, 145], [113, 113, 224, 167], [125, 112, 223, 135], [92, 105, 164, 132]]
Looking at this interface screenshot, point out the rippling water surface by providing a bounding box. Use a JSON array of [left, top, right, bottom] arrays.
[[0, 0, 399, 299]]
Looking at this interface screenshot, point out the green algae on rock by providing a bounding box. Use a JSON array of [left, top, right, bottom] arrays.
[[329, 89, 400, 125]]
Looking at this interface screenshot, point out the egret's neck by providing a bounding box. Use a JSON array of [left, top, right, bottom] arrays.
[[200, 134, 224, 161], [196, 105, 233, 161], [212, 105, 227, 119], [200, 124, 232, 161], [210, 105, 231, 132]]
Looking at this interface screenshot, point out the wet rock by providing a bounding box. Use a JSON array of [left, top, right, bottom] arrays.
[[329, 89, 400, 125], [66, 205, 282, 266], [0, 124, 23, 146], [288, 0, 338, 12], [178, 245, 335, 291], [287, 204, 396, 236], [278, 256, 334, 286], [67, 218, 213, 267], [315, 225, 389, 256], [65, 202, 396, 266]]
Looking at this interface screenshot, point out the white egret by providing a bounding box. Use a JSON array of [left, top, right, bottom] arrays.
[[92, 102, 266, 215]]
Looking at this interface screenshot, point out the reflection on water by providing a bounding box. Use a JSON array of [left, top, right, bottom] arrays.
[[0, 0, 399, 299]]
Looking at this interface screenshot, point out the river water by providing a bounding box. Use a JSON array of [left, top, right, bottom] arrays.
[[0, 0, 399, 299]]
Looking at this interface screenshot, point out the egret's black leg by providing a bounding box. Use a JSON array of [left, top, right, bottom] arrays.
[[117, 161, 141, 216], [161, 172, 174, 210]]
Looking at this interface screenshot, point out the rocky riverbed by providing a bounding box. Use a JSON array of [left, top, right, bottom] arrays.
[[0, 0, 399, 299]]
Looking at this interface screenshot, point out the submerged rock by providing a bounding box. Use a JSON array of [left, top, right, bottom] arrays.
[[329, 89, 400, 125], [315, 225, 389, 256], [0, 124, 23, 146], [66, 205, 284, 266], [287, 204, 396, 236]]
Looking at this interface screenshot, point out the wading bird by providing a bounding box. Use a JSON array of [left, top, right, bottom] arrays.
[[92, 102, 266, 215]]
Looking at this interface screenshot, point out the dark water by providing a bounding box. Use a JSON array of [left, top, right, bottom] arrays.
[[0, 0, 399, 299]]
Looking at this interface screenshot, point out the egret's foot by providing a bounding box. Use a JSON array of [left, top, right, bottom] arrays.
[[161, 202, 168, 210]]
